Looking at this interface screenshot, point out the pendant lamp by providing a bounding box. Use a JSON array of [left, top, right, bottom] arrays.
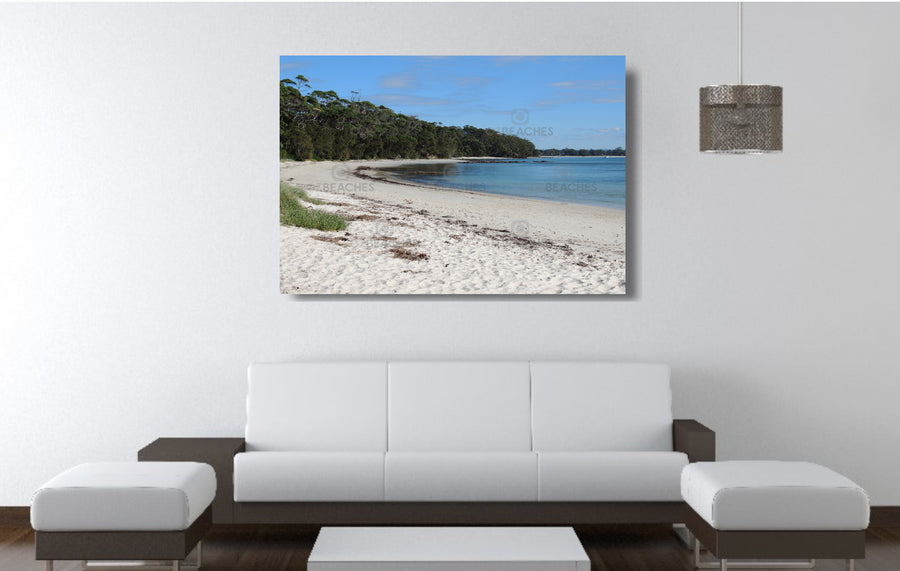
[[700, 2, 782, 153]]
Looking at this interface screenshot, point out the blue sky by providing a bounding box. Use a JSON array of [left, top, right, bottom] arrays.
[[280, 56, 625, 150]]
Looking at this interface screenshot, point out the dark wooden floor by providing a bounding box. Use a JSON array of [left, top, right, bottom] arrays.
[[3, 524, 900, 570]]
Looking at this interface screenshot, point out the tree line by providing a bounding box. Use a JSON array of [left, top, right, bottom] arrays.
[[280, 76, 536, 161], [538, 148, 626, 157]]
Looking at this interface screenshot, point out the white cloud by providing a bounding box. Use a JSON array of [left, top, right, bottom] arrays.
[[572, 127, 624, 135], [373, 94, 455, 107], [452, 75, 497, 88], [550, 79, 621, 91], [535, 99, 566, 108], [379, 74, 419, 90]]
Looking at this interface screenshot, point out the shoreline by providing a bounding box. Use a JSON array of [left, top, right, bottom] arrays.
[[364, 168, 627, 213], [284, 156, 626, 211], [279, 159, 626, 295]]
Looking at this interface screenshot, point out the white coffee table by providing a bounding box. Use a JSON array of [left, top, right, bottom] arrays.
[[308, 527, 590, 571]]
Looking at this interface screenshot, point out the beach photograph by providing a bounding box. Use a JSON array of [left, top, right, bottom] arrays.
[[279, 56, 626, 295]]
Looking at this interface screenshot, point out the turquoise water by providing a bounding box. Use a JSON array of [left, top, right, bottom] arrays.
[[377, 156, 626, 210]]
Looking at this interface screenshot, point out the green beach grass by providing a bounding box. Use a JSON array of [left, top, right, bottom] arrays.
[[280, 183, 346, 231], [280, 182, 324, 205]]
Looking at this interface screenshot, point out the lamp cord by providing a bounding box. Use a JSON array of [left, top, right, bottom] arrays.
[[738, 1, 743, 85]]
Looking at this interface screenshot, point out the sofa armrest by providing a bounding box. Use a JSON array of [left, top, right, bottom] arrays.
[[673, 419, 715, 462], [138, 437, 245, 524]]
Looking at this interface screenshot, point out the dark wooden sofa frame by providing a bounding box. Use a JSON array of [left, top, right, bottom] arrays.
[[137, 419, 716, 526], [34, 421, 713, 567]]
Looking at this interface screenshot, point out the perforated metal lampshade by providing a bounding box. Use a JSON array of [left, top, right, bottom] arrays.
[[700, 84, 782, 153]]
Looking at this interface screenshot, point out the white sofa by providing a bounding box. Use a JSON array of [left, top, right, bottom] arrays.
[[228, 361, 715, 525]]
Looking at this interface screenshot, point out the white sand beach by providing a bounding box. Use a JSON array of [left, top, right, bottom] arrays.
[[280, 159, 626, 294]]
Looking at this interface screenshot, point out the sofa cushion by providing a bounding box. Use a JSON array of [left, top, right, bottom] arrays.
[[538, 452, 688, 501], [682, 461, 870, 530], [30, 462, 216, 531], [385, 452, 538, 501], [388, 362, 532, 452], [245, 362, 387, 452], [531, 362, 673, 452], [234, 452, 385, 502]]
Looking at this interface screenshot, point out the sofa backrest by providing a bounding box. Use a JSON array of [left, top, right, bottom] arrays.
[[245, 362, 387, 452], [244, 361, 673, 453], [531, 361, 673, 452], [388, 361, 532, 452]]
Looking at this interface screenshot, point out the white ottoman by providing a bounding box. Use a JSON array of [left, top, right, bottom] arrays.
[[31, 462, 216, 571], [681, 462, 869, 571]]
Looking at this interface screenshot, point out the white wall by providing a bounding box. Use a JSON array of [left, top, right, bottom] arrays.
[[2, 2, 899, 506]]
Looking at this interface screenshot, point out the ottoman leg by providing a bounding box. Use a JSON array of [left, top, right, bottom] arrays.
[[847, 560, 854, 571], [173, 560, 180, 571], [45, 561, 53, 571], [694, 538, 816, 569]]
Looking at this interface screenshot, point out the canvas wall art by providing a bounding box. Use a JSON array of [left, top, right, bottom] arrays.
[[279, 56, 626, 295]]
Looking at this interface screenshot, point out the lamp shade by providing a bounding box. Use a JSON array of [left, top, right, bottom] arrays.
[[700, 84, 782, 153]]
